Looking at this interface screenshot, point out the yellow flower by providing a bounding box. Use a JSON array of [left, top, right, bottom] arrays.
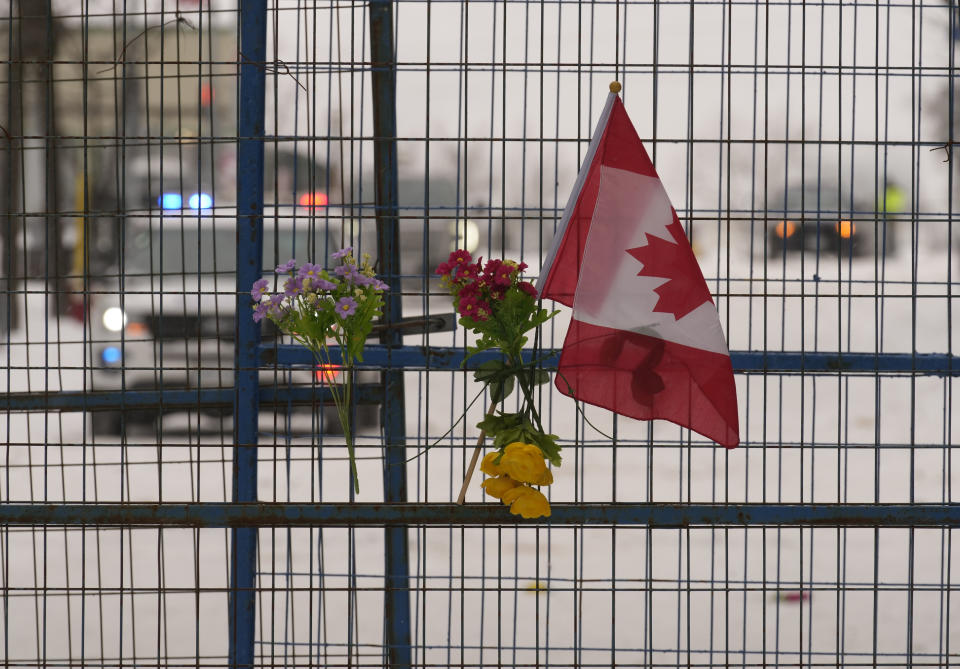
[[480, 451, 504, 477], [501, 485, 551, 519], [500, 442, 547, 485], [535, 468, 553, 486], [480, 475, 519, 500]]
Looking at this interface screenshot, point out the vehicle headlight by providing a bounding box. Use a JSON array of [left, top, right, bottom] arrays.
[[451, 219, 480, 254], [102, 307, 127, 332]]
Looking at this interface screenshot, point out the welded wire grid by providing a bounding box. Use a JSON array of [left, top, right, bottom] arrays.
[[0, 0, 958, 667]]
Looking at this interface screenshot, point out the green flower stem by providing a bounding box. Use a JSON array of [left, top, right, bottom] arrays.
[[487, 306, 546, 435], [341, 365, 360, 494], [509, 352, 546, 435], [316, 342, 360, 494]]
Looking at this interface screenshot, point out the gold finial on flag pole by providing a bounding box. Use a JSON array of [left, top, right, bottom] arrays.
[[609, 81, 622, 93]]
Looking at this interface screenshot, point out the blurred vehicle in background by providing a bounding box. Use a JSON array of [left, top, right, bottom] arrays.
[[766, 182, 902, 258], [350, 176, 514, 278], [86, 205, 377, 437], [396, 174, 486, 275]]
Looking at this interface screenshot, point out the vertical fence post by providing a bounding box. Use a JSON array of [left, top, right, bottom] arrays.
[[369, 2, 412, 667], [230, 2, 266, 668]]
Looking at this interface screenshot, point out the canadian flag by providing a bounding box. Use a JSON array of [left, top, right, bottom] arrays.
[[537, 89, 739, 448]]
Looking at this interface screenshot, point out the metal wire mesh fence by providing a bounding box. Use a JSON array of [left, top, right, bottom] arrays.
[[1, 0, 958, 667]]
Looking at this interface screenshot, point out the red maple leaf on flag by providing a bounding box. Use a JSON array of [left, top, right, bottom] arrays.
[[626, 220, 714, 320]]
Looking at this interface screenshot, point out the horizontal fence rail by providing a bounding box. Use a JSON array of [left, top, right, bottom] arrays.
[[264, 346, 960, 376], [1, 503, 958, 528]]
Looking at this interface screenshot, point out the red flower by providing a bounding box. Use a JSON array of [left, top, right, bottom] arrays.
[[457, 280, 481, 299], [492, 263, 514, 287], [448, 249, 472, 266], [458, 295, 479, 318], [435, 261, 452, 276], [518, 281, 537, 298], [483, 258, 502, 280], [473, 299, 492, 321], [457, 261, 481, 282]]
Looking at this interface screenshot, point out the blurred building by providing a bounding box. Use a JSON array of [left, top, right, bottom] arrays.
[[53, 10, 239, 279], [0, 3, 238, 310]]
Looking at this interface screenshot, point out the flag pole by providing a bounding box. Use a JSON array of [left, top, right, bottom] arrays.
[[455, 401, 499, 505], [535, 82, 620, 296]]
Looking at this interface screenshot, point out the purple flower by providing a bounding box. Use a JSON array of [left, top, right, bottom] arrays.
[[333, 264, 354, 278], [372, 279, 389, 291], [297, 262, 323, 280], [350, 270, 374, 287], [251, 278, 270, 301], [266, 294, 287, 318], [334, 296, 357, 318], [283, 277, 300, 297], [300, 273, 337, 293], [252, 300, 270, 323], [332, 247, 353, 260], [275, 259, 297, 273]]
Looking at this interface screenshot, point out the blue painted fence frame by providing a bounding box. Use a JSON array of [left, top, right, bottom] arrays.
[[368, 2, 414, 667], [2, 503, 958, 527], [228, 2, 414, 667], [231, 1, 266, 667]]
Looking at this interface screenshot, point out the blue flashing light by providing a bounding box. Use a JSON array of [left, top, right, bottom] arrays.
[[188, 192, 213, 210], [101, 346, 122, 365], [159, 193, 183, 210]]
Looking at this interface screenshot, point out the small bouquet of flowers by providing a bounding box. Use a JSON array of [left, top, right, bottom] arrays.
[[251, 248, 387, 493], [436, 250, 560, 519]]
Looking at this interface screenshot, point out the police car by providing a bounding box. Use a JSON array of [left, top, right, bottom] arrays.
[[87, 203, 377, 437]]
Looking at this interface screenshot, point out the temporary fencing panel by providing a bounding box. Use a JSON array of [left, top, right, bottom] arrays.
[[1, 1, 959, 667]]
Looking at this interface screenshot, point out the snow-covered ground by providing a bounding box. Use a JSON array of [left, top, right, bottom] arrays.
[[1, 236, 958, 666]]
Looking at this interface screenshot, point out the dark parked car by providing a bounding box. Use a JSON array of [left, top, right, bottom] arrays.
[[766, 184, 900, 258]]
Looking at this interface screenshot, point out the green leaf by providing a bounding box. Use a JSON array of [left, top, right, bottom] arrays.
[[463, 344, 497, 365], [488, 376, 514, 403], [476, 413, 508, 435], [525, 429, 563, 467], [527, 369, 551, 386], [492, 427, 523, 450], [473, 359, 506, 383]]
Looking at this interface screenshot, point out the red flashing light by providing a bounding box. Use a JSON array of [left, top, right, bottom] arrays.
[[298, 192, 329, 208], [316, 363, 340, 383], [200, 82, 214, 107]]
